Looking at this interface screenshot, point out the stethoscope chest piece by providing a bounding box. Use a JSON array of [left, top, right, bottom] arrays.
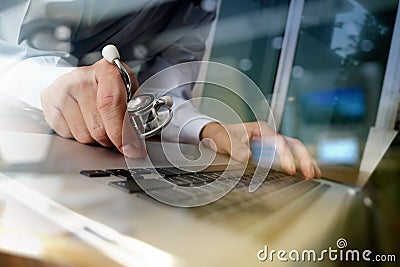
[[127, 94, 173, 139], [102, 44, 173, 139]]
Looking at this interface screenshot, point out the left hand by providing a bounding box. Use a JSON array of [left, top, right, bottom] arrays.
[[200, 121, 321, 179]]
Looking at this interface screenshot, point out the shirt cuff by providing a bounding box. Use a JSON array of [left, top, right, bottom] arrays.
[[0, 57, 75, 109], [179, 116, 218, 144]]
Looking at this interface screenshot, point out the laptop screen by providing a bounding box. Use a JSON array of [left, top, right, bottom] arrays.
[[200, 0, 399, 171]]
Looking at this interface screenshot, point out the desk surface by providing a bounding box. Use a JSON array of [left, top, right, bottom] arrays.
[[0, 97, 399, 267], [0, 182, 122, 267]]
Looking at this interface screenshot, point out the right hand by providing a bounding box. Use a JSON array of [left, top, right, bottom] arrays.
[[41, 58, 146, 159], [201, 122, 321, 179]]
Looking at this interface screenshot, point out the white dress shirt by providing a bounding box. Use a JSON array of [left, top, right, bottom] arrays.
[[0, 0, 218, 143]]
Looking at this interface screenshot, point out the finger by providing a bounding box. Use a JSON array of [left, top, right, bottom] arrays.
[[275, 134, 297, 175], [95, 59, 142, 158], [59, 92, 95, 144], [242, 121, 277, 145], [226, 122, 259, 145], [314, 163, 322, 178], [70, 68, 113, 147], [285, 137, 321, 178], [121, 112, 146, 159], [41, 84, 73, 138], [44, 105, 73, 138], [244, 122, 262, 141]]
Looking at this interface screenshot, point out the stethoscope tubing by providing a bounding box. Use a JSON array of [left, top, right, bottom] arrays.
[[113, 59, 132, 102]]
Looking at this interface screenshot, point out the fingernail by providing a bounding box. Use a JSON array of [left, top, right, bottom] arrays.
[[289, 162, 296, 174], [308, 166, 315, 178], [122, 144, 141, 159], [315, 166, 322, 178]]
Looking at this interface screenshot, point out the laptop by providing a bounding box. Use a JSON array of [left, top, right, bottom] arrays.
[[0, 96, 398, 266], [0, 0, 399, 265]]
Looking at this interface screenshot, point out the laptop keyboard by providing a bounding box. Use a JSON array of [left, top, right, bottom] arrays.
[[80, 167, 329, 236], [80, 166, 323, 196]]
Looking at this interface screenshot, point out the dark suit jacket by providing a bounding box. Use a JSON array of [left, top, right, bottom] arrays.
[[70, 0, 216, 84]]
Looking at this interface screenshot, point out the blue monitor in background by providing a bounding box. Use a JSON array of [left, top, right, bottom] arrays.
[[301, 87, 366, 124]]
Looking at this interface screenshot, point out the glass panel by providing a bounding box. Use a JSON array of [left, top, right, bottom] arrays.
[[280, 0, 398, 167], [200, 0, 290, 122]]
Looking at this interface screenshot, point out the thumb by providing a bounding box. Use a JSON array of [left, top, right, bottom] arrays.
[[229, 136, 252, 163]]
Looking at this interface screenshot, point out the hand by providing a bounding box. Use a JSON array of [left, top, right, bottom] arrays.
[[200, 121, 321, 179], [41, 58, 145, 158]]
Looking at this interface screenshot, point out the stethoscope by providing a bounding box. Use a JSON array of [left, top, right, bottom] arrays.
[[102, 44, 173, 139]]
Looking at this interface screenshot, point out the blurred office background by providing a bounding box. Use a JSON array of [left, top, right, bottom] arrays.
[[2, 0, 398, 169], [200, 0, 399, 168]]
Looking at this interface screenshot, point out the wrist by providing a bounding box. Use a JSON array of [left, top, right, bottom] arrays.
[[200, 122, 224, 140]]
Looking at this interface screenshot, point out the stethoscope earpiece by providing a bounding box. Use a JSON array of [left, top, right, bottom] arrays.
[[102, 45, 133, 101], [102, 44, 173, 139]]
